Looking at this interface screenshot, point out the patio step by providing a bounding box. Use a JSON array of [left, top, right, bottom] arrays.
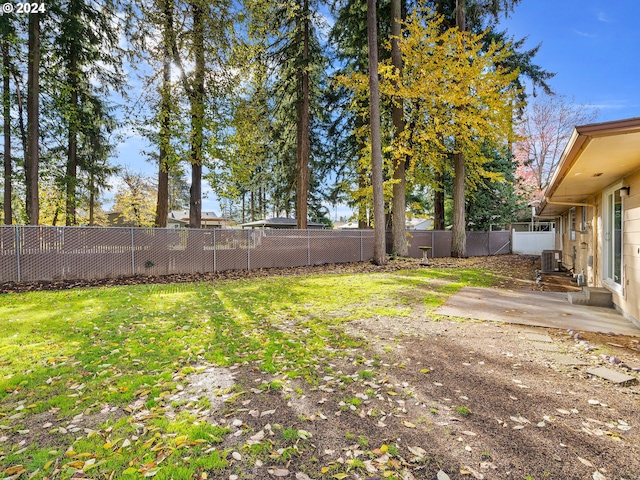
[[568, 287, 613, 308]]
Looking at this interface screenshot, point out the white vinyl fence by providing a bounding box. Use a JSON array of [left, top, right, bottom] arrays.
[[511, 229, 556, 255]]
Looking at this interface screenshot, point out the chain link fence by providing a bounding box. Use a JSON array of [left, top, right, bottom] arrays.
[[0, 226, 511, 283]]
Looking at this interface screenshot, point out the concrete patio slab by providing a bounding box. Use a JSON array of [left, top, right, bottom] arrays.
[[434, 287, 640, 337], [530, 342, 562, 352], [586, 367, 637, 385], [524, 333, 554, 343], [551, 355, 589, 366]]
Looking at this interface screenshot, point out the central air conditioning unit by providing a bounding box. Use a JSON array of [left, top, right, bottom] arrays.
[[541, 250, 562, 273]]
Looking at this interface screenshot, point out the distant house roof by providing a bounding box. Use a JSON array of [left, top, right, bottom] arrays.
[[407, 217, 433, 230], [168, 210, 232, 228], [238, 217, 326, 229], [336, 221, 360, 229], [169, 210, 225, 221]]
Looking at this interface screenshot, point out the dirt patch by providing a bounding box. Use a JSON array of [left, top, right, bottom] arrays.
[[181, 256, 640, 479]]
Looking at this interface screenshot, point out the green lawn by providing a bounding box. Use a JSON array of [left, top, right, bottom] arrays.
[[0, 267, 494, 479]]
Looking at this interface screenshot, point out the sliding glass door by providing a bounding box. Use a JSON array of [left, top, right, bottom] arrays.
[[603, 185, 623, 293]]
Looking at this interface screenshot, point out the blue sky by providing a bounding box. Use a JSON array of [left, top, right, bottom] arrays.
[[112, 0, 640, 217], [497, 0, 640, 121]]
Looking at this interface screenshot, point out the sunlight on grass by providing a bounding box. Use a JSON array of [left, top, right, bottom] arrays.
[[0, 266, 493, 478]]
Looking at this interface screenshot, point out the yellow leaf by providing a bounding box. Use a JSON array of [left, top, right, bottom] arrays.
[[67, 461, 85, 469], [84, 460, 106, 472], [403, 421, 417, 428], [321, 467, 330, 474], [5, 465, 26, 476], [386, 391, 397, 396], [380, 444, 389, 453]]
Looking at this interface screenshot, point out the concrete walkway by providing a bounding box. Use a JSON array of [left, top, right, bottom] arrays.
[[434, 287, 640, 336]]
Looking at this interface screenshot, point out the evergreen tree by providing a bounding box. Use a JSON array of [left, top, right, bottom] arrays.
[[25, 11, 39, 224]]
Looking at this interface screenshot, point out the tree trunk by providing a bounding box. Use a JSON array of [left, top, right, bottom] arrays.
[[65, 38, 78, 226], [357, 166, 368, 228], [367, 0, 386, 265], [188, 0, 205, 229], [25, 13, 39, 225], [3, 38, 11, 225], [390, 0, 407, 256], [89, 171, 95, 226], [295, 0, 310, 229], [155, 4, 172, 228], [451, 0, 467, 257], [433, 180, 445, 230], [451, 152, 467, 257], [250, 189, 255, 221], [12, 72, 26, 155]]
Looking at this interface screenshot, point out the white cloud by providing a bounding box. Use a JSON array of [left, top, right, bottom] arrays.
[[596, 11, 614, 23], [573, 29, 596, 38]]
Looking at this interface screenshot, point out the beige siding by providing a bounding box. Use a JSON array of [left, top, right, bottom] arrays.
[[559, 204, 596, 285], [615, 170, 640, 323]]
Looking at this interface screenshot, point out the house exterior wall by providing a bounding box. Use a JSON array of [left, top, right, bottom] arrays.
[[559, 172, 640, 326], [616, 170, 640, 324], [558, 204, 595, 284]]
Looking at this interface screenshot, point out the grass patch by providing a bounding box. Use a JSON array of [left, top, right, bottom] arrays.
[[0, 266, 492, 478], [454, 405, 471, 416]]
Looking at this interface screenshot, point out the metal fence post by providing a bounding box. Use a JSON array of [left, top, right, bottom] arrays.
[[15, 226, 21, 283], [431, 230, 435, 258], [247, 229, 251, 270], [360, 230, 363, 261], [130, 227, 135, 275], [213, 229, 217, 272], [307, 229, 311, 266]]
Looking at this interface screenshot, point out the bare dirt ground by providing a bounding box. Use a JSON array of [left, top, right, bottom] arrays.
[[168, 255, 640, 480], [4, 255, 640, 479]]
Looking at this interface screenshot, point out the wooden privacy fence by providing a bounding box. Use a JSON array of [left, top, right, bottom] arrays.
[[0, 226, 511, 283]]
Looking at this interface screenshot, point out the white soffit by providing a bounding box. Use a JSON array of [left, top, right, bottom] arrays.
[[541, 119, 640, 216]]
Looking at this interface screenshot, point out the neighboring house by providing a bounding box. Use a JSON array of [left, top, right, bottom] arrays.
[[538, 117, 640, 326], [167, 210, 233, 229], [336, 221, 360, 229], [407, 217, 433, 230], [238, 217, 326, 229], [336, 217, 433, 230], [107, 210, 232, 228]]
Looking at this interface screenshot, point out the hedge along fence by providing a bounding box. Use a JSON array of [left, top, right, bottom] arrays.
[[0, 226, 511, 283]]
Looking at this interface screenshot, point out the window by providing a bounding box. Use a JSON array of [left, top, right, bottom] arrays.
[[569, 208, 576, 241]]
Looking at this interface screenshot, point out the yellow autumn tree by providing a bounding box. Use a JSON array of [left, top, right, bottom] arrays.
[[390, 8, 521, 256], [336, 6, 521, 252], [390, 10, 520, 184]]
